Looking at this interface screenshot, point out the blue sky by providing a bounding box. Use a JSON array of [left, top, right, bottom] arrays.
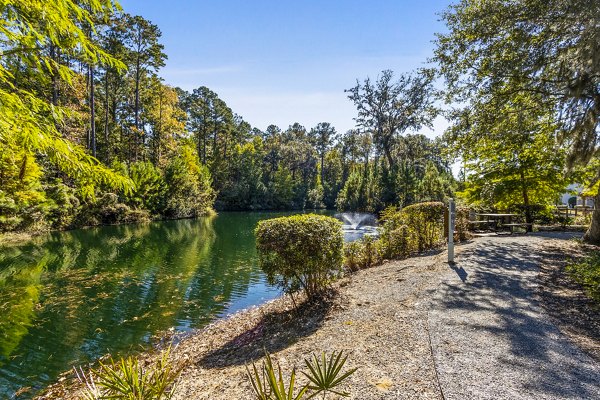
[[119, 0, 452, 136]]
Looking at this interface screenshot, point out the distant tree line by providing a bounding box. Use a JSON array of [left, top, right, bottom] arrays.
[[0, 0, 455, 234]]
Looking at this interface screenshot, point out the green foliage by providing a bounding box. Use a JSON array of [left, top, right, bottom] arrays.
[[1, 0, 459, 236], [164, 145, 215, 218], [378, 225, 415, 260], [246, 352, 307, 400], [344, 202, 446, 271], [385, 202, 445, 252], [343, 235, 383, 271], [76, 346, 183, 400], [435, 0, 600, 241], [80, 193, 151, 226], [255, 214, 343, 299], [567, 251, 600, 302], [0, 0, 132, 198], [44, 178, 81, 230], [303, 351, 357, 398], [335, 166, 378, 212], [127, 162, 167, 214], [271, 166, 294, 210], [454, 206, 472, 242], [246, 351, 356, 400], [419, 162, 455, 203]]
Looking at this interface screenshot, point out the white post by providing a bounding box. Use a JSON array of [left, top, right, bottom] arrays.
[[448, 198, 455, 264]]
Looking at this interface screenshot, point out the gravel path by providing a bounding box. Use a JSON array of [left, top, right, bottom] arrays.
[[428, 234, 600, 400]]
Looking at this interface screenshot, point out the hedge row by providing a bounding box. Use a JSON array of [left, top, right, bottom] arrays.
[[345, 202, 447, 271], [255, 203, 468, 299]]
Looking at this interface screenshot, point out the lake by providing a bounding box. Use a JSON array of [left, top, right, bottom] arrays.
[[0, 210, 377, 398], [0, 212, 287, 398]]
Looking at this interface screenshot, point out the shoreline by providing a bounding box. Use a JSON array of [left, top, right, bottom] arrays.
[[0, 208, 341, 247], [36, 291, 304, 399]]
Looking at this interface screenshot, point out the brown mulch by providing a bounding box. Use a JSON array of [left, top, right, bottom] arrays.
[[536, 238, 600, 361]]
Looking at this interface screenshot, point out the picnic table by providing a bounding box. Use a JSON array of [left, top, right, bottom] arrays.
[[471, 213, 531, 234]]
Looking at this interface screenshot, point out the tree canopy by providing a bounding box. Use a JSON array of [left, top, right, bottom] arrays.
[[435, 0, 599, 239]]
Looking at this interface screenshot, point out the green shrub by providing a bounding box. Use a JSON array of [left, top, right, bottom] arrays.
[[79, 193, 151, 226], [343, 235, 384, 271], [379, 225, 416, 259], [255, 214, 343, 299], [247, 350, 356, 400], [343, 202, 446, 271], [343, 241, 364, 272], [76, 346, 183, 400], [45, 178, 80, 230], [454, 206, 472, 242], [164, 146, 215, 218], [127, 161, 167, 214], [567, 251, 600, 301], [399, 202, 445, 251], [379, 202, 445, 253], [515, 204, 554, 224]]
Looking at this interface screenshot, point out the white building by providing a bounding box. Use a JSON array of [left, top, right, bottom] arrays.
[[561, 183, 594, 207]]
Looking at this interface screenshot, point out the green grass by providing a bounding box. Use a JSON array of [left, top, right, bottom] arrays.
[[567, 250, 600, 302]]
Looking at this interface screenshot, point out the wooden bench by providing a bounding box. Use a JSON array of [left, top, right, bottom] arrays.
[[501, 223, 533, 234], [468, 220, 496, 231]]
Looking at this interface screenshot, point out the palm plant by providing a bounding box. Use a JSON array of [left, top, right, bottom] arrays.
[[75, 346, 183, 399], [303, 351, 357, 399], [246, 350, 356, 400], [246, 352, 307, 400]]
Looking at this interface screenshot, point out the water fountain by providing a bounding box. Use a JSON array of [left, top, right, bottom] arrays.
[[334, 212, 379, 242]]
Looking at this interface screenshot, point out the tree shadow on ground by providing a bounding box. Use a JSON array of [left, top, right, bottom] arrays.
[[433, 234, 600, 399], [536, 239, 600, 361], [198, 292, 334, 369]]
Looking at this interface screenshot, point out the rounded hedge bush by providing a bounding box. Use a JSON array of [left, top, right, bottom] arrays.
[[255, 214, 343, 299]]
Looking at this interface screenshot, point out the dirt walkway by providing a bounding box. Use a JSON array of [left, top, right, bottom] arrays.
[[169, 250, 449, 400], [428, 234, 600, 399]]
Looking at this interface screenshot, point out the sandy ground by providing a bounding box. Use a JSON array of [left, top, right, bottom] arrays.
[[38, 233, 600, 399]]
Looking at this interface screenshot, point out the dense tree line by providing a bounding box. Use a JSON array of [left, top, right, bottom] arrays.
[[0, 0, 455, 234]]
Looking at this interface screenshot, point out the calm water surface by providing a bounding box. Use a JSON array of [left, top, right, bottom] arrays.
[[0, 212, 318, 398]]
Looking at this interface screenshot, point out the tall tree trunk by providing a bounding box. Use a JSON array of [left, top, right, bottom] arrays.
[[104, 70, 110, 162], [213, 129, 218, 158], [156, 90, 163, 164], [202, 131, 207, 164], [519, 169, 532, 232], [320, 153, 325, 184], [89, 64, 96, 158], [383, 144, 393, 169], [584, 189, 600, 244], [134, 56, 141, 161]]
